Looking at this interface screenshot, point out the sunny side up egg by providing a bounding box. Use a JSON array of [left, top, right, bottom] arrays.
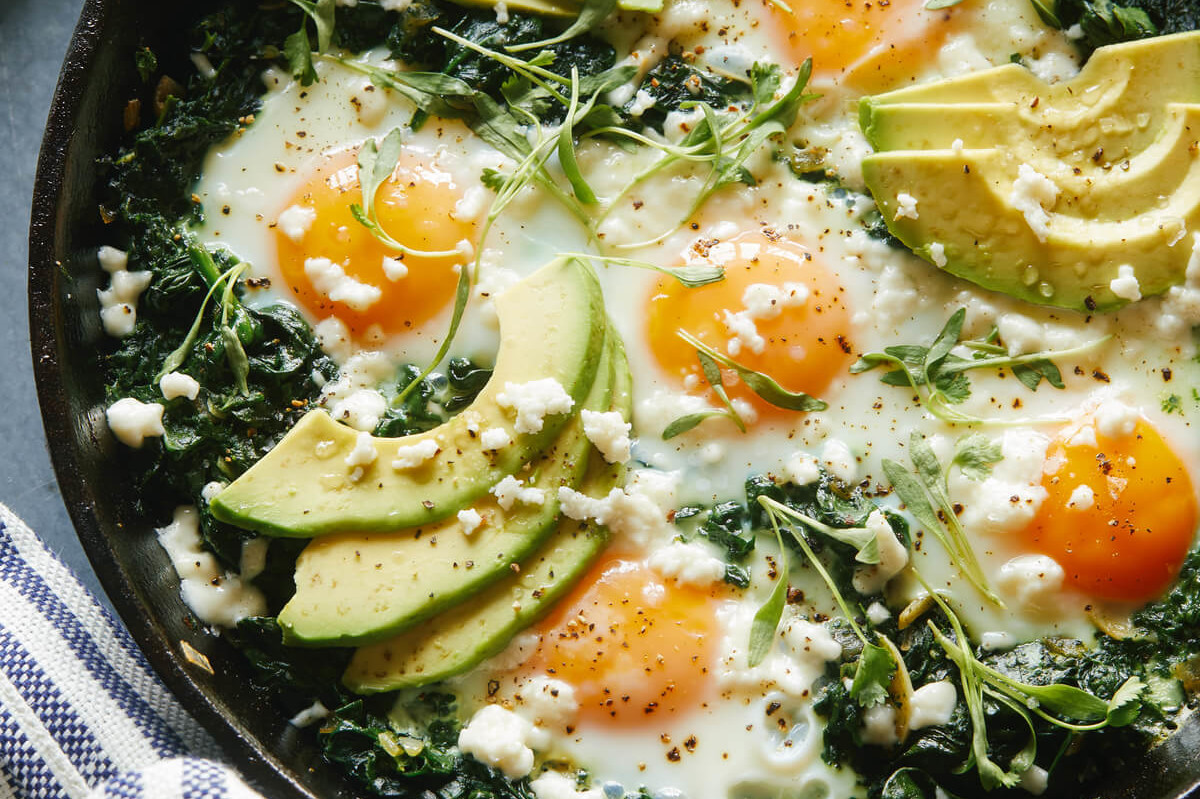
[[181, 1, 1200, 797]]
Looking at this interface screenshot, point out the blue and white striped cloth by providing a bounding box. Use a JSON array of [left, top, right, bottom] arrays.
[[0, 503, 265, 799]]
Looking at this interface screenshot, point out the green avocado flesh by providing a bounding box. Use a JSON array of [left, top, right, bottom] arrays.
[[342, 334, 633, 694], [210, 258, 607, 537], [859, 32, 1200, 312], [276, 334, 616, 648]]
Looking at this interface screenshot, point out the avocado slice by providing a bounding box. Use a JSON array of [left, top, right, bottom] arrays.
[[863, 146, 1200, 311], [211, 258, 606, 537], [859, 32, 1200, 312], [276, 333, 616, 648], [341, 333, 634, 694]]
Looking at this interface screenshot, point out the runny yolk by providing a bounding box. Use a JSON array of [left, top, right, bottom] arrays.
[[645, 231, 853, 417], [762, 0, 963, 91], [1025, 418, 1197, 603], [523, 556, 721, 726], [274, 147, 476, 338]]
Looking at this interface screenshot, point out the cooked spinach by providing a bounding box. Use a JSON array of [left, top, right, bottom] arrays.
[[1032, 0, 1200, 51]]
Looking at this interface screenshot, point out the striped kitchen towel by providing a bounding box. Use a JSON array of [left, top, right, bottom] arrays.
[[0, 503, 265, 799]]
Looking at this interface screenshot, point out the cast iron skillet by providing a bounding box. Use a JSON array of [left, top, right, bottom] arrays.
[[24, 1, 1200, 797]]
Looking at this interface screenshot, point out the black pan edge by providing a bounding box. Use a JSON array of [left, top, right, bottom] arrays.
[[27, 2, 329, 797]]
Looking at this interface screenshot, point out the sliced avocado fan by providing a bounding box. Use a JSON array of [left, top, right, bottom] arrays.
[[342, 331, 634, 694], [859, 31, 1200, 312], [277, 330, 617, 648], [210, 257, 607, 537]]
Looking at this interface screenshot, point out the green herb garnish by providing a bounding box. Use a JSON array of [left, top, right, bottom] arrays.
[[852, 308, 1109, 424]]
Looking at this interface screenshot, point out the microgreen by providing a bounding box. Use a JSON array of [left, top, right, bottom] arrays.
[[747, 519, 789, 667], [158, 244, 251, 391], [506, 0, 617, 53], [559, 252, 725, 288], [677, 329, 828, 412], [882, 433, 1001, 605], [593, 60, 819, 248], [852, 308, 1110, 424], [284, 0, 335, 86], [758, 498, 880, 565], [662, 347, 747, 439], [350, 129, 469, 258], [757, 496, 897, 706]]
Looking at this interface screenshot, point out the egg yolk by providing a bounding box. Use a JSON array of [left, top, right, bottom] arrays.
[[523, 556, 721, 726], [645, 232, 853, 416], [1025, 418, 1197, 603], [763, 0, 962, 91], [274, 147, 476, 337]]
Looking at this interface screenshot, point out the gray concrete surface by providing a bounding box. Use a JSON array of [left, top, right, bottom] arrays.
[[1, 0, 102, 600]]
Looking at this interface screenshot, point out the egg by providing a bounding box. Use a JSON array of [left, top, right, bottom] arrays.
[[173, 1, 1200, 796]]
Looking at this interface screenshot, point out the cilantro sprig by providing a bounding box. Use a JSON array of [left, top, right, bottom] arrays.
[[852, 308, 1110, 424]]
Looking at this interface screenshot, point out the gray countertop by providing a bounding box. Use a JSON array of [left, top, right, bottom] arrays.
[[1, 0, 102, 600]]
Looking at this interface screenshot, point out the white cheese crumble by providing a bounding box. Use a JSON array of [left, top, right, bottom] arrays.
[[491, 476, 546, 511], [723, 282, 809, 356], [1009, 163, 1059, 243], [1067, 484, 1095, 511], [277, 204, 317, 243], [201, 481, 226, 503], [344, 431, 378, 474], [1109, 264, 1142, 301], [723, 309, 765, 356], [96, 246, 153, 338], [530, 771, 603, 799], [647, 540, 726, 587], [304, 257, 382, 311], [953, 429, 1049, 537], [458, 705, 536, 780], [981, 631, 1016, 652], [821, 439, 857, 483], [893, 192, 919, 221], [329, 388, 387, 432], [783, 452, 822, 485], [1020, 765, 1050, 796], [581, 410, 632, 464], [515, 676, 578, 729], [480, 427, 513, 451], [288, 701, 329, 729], [496, 379, 574, 434], [715, 607, 842, 698], [159, 371, 200, 401], [156, 506, 265, 627], [997, 554, 1066, 613], [1094, 396, 1139, 438], [105, 398, 165, 448], [929, 242, 947, 267], [908, 681, 958, 730], [853, 511, 910, 595], [557, 484, 670, 548], [457, 508, 484, 535], [382, 255, 409, 281], [391, 439, 440, 470], [628, 88, 657, 118], [861, 704, 899, 746], [866, 601, 891, 626]]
